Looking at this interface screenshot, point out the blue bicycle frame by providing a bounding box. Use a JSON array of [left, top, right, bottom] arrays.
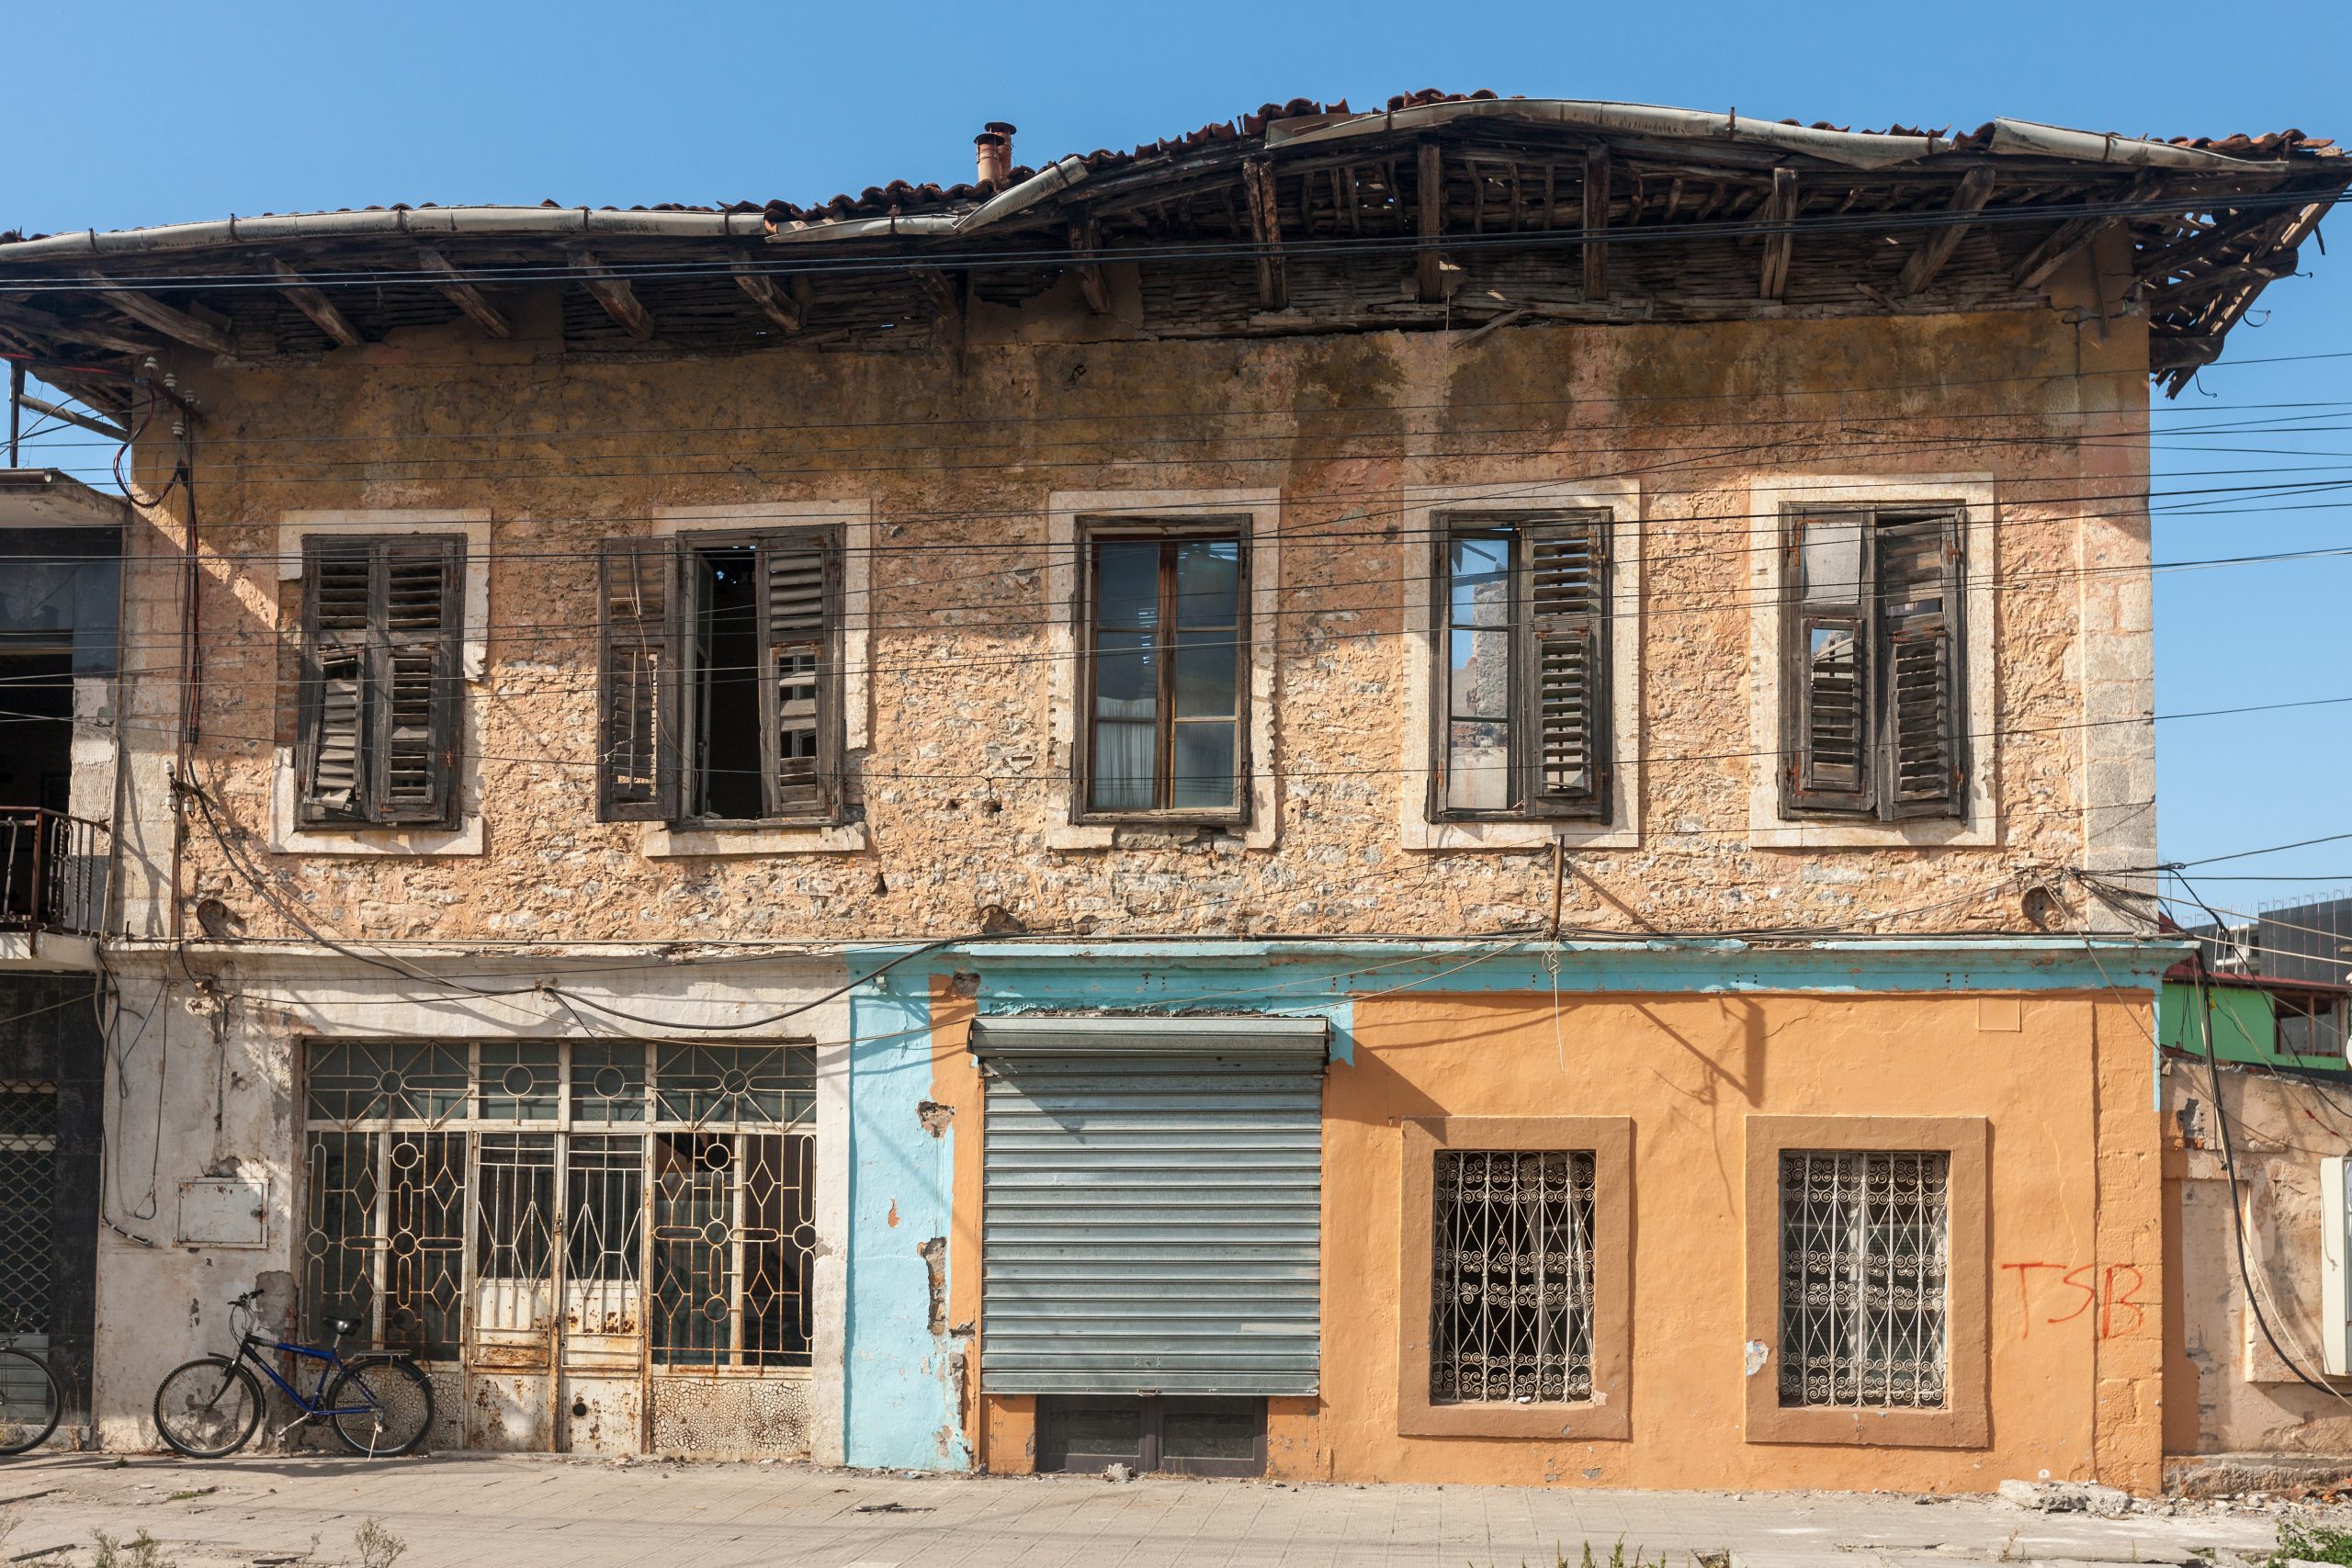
[[232, 1332, 381, 1427]]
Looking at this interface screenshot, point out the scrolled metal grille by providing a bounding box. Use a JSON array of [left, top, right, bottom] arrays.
[[0, 1081, 58, 1339], [1777, 1149, 1950, 1410], [1430, 1149, 1595, 1404]]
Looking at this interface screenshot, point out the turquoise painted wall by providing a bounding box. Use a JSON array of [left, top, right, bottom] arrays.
[[838, 937, 2176, 1472]]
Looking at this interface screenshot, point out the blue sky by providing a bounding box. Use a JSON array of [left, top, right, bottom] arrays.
[[6, 0, 2347, 918]]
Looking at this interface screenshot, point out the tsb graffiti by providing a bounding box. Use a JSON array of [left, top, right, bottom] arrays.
[[1998, 1262, 2146, 1338]]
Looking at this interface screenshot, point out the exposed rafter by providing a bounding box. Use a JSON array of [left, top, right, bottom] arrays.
[[1068, 220, 1110, 315], [1241, 159, 1287, 310], [1582, 147, 1611, 299], [1758, 168, 1799, 300], [1415, 141, 1446, 303], [415, 248, 512, 339], [0, 299, 161, 358], [79, 272, 232, 355], [731, 260, 804, 333], [266, 256, 363, 348], [1897, 166, 1997, 295], [567, 247, 655, 339]]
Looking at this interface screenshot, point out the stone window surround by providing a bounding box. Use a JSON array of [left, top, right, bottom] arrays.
[[639, 502, 873, 858], [1396, 1115, 1633, 1440], [268, 509, 491, 857], [1044, 489, 1281, 852], [1398, 481, 1643, 852], [1741, 1112, 1989, 1450], [1745, 474, 1999, 850]]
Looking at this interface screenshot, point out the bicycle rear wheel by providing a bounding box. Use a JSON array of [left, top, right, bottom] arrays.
[[0, 1348, 63, 1456], [326, 1357, 434, 1457], [153, 1357, 263, 1458]]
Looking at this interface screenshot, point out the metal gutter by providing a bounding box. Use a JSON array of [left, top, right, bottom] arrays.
[[0, 203, 776, 265], [1984, 118, 2266, 171], [763, 154, 1089, 245]]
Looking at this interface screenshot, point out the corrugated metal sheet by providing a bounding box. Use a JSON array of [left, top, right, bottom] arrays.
[[969, 1015, 1329, 1058], [979, 1039, 1324, 1397]]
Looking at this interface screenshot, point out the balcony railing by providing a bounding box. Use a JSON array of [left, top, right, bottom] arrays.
[[0, 808, 109, 940]]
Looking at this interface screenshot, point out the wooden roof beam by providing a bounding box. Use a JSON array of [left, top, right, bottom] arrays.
[[77, 272, 232, 355], [1897, 166, 1997, 295], [0, 299, 163, 358], [1582, 147, 1611, 299], [415, 248, 512, 338], [731, 260, 804, 333], [1758, 168, 1798, 300], [2013, 174, 2160, 290], [1241, 159, 1287, 310], [567, 247, 654, 339], [265, 256, 362, 348], [1067, 220, 1110, 315], [1416, 141, 1446, 303]]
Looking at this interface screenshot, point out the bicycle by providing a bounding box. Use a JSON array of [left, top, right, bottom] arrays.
[[0, 1344, 63, 1456], [152, 1292, 435, 1459]]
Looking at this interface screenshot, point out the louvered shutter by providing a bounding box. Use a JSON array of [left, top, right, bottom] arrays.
[[757, 532, 840, 819], [298, 543, 373, 823], [1521, 518, 1609, 815], [596, 537, 680, 822], [1784, 514, 1874, 814], [375, 538, 463, 826], [1877, 515, 1965, 818]]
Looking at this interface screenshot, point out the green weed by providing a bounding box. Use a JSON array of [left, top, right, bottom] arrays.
[[2275, 1514, 2352, 1568]]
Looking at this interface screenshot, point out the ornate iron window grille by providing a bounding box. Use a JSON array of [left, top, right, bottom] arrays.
[[1777, 1149, 1950, 1410], [1430, 1149, 1595, 1404]]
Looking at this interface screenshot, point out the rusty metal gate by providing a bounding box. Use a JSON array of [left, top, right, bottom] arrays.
[[301, 1040, 817, 1454]]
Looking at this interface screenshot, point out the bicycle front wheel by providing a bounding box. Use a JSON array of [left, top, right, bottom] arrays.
[[0, 1348, 63, 1456], [153, 1357, 263, 1458], [326, 1357, 434, 1457]]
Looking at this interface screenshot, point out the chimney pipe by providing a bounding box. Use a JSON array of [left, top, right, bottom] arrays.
[[974, 121, 1016, 188]]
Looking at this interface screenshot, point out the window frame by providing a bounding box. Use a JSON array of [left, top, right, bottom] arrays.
[[596, 525, 847, 831], [293, 533, 466, 831], [1741, 1113, 1987, 1449], [1072, 518, 1251, 827], [1396, 1116, 1632, 1439], [1777, 505, 1967, 822], [1429, 510, 1613, 823]]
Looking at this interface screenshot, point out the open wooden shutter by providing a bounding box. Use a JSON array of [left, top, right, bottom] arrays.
[[757, 531, 840, 819], [298, 542, 373, 823], [1521, 518, 1609, 815], [596, 537, 679, 822], [1784, 513, 1874, 814], [1877, 514, 1964, 818], [375, 538, 463, 826]]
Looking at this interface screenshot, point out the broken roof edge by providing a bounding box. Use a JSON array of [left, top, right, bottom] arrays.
[[2, 99, 2333, 266]]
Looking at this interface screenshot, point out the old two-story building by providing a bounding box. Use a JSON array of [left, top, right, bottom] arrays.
[[0, 94, 2341, 1491]]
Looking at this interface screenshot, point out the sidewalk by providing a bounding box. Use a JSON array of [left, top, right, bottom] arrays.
[[0, 1453, 2311, 1568]]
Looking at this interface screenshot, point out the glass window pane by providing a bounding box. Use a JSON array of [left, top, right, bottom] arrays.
[[1173, 635, 1236, 718], [1092, 630, 1157, 711], [1798, 517, 1864, 603], [1448, 628, 1510, 721], [566, 1134, 645, 1285], [1170, 722, 1235, 809], [1446, 720, 1510, 812], [1173, 537, 1239, 627], [571, 1042, 647, 1125], [478, 1043, 560, 1122], [1091, 726, 1155, 811], [1093, 542, 1159, 630], [475, 1132, 556, 1282], [1160, 1400, 1259, 1460], [1450, 536, 1510, 629]]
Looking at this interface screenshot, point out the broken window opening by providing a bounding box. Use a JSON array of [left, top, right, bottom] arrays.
[[301, 1040, 815, 1371], [1080, 528, 1245, 819], [294, 535, 464, 829], [690, 546, 766, 822]]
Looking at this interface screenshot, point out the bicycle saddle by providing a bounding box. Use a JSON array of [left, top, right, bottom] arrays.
[[327, 1314, 363, 1337]]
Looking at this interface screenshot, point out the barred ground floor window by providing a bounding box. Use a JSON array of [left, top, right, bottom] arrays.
[[1430, 1149, 1595, 1404], [1776, 1148, 1950, 1410], [300, 1040, 816, 1369]]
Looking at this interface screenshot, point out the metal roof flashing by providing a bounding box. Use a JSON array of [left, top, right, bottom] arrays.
[[967, 1014, 1331, 1059]]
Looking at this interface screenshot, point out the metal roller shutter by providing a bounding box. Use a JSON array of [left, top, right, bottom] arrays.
[[975, 1017, 1327, 1397]]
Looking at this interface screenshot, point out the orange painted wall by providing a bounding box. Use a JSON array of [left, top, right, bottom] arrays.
[[961, 988, 2164, 1493]]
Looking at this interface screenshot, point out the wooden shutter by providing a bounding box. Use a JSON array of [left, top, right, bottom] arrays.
[[1521, 518, 1609, 815], [1784, 513, 1874, 814], [375, 538, 463, 826], [1877, 514, 1964, 818], [298, 542, 373, 823], [757, 531, 840, 819], [596, 537, 679, 822]]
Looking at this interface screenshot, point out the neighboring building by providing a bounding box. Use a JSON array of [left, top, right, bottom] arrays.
[[0, 94, 2342, 1489], [2162, 901, 2352, 1483]]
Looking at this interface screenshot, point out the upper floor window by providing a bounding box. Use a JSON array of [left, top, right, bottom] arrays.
[[1781, 508, 1964, 820], [295, 535, 464, 829], [1080, 528, 1246, 821], [596, 529, 842, 827], [1433, 513, 1610, 820]]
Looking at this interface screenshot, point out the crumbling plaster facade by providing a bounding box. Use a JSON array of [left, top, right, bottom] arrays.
[[108, 236, 2154, 952]]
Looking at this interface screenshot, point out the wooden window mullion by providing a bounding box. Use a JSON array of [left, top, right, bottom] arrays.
[[1154, 543, 1177, 811]]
